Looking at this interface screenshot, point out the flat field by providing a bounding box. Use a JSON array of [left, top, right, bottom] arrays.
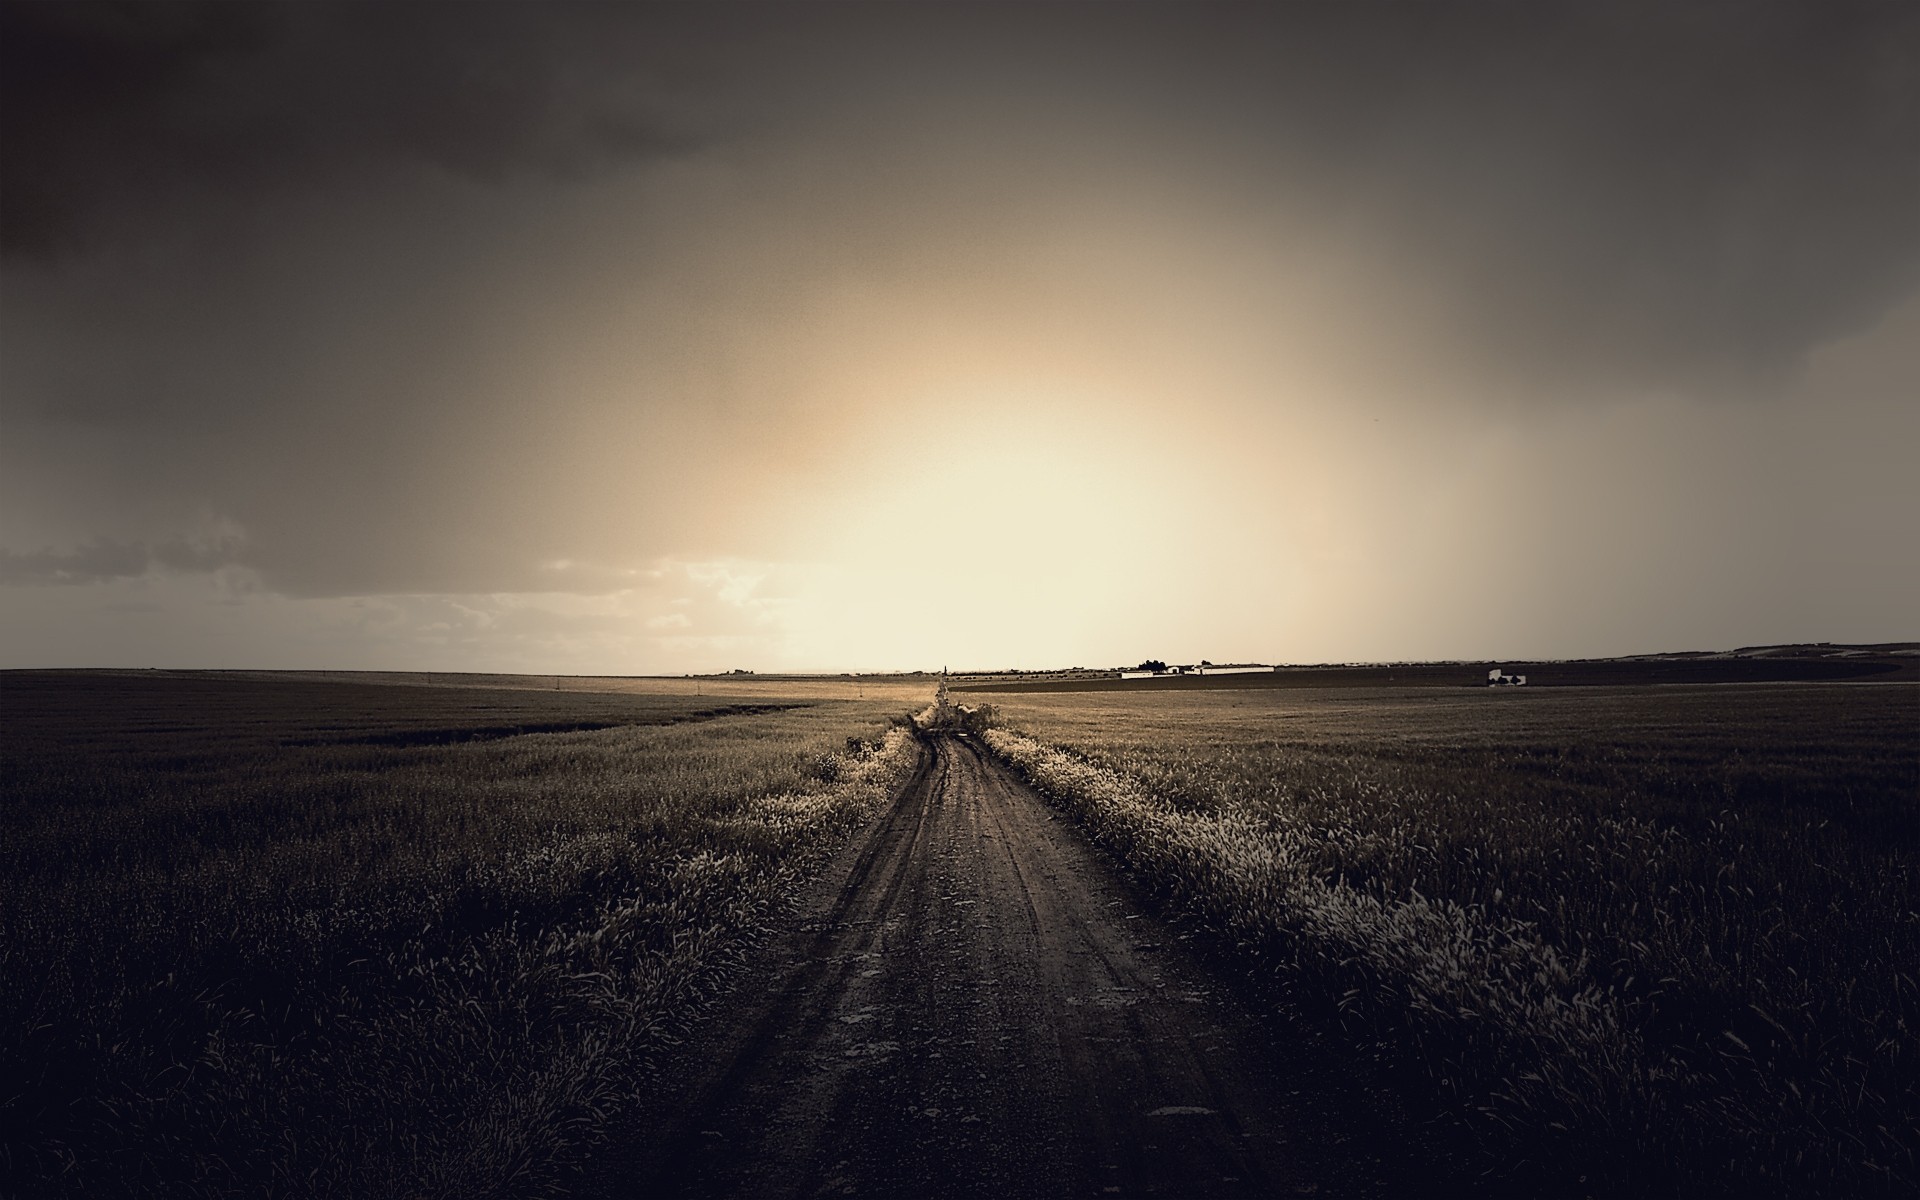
[[0, 671, 925, 1199], [978, 682, 1918, 1196], [7, 672, 1913, 1198]]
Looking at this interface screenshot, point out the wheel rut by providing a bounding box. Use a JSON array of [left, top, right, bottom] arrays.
[[576, 732, 1420, 1199]]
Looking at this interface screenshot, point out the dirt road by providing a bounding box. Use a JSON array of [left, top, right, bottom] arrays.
[[578, 732, 1416, 1199]]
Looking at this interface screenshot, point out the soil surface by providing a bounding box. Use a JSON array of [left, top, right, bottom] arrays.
[[576, 733, 1422, 1199]]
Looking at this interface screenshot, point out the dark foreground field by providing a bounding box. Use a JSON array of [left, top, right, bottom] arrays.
[[3, 672, 1914, 1198], [0, 672, 919, 1197], [978, 682, 1919, 1196]]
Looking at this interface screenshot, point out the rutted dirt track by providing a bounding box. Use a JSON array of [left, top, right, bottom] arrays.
[[578, 733, 1415, 1199]]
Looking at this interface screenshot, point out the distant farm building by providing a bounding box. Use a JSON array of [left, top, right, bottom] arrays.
[[1488, 668, 1528, 686], [1120, 662, 1278, 680]]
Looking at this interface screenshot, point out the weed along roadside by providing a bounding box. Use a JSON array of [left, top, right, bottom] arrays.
[[970, 685, 1919, 1197], [0, 673, 927, 1200]]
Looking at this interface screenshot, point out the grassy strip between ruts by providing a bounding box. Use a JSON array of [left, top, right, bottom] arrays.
[[1, 679, 922, 1199], [978, 686, 1917, 1199]]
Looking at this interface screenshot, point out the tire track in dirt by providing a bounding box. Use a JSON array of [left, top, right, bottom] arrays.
[[577, 732, 1420, 1199]]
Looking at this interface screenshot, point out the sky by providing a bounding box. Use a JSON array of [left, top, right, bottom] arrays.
[[2, 1, 1916, 673]]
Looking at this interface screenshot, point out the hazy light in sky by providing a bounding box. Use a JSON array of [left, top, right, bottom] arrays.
[[1, 2, 1915, 671]]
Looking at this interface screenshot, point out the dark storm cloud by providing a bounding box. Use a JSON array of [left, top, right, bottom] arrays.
[[2, 0, 1916, 631], [0, 1, 695, 257], [897, 1, 1919, 389], [1227, 1, 1920, 384], [0, 532, 245, 586], [7, 1, 1916, 374]]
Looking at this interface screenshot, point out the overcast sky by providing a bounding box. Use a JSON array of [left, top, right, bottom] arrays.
[[3, 1, 1916, 672]]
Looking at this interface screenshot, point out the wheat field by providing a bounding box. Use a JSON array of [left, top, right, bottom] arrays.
[[977, 682, 1917, 1196], [0, 672, 924, 1198]]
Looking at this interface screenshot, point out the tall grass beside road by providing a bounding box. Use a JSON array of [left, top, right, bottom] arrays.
[[981, 684, 1917, 1197], [0, 673, 923, 1199]]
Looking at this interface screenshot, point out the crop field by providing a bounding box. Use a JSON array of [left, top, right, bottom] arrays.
[[0, 672, 925, 1199], [7, 670, 1913, 1199], [976, 683, 1918, 1196]]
